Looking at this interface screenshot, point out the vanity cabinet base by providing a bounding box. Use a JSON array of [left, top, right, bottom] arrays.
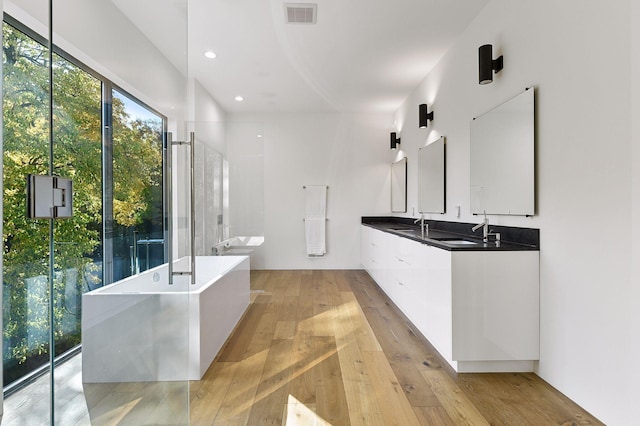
[[455, 360, 536, 373], [361, 225, 540, 373]]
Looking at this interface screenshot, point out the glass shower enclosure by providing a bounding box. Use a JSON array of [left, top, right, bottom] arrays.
[[1, 0, 192, 423]]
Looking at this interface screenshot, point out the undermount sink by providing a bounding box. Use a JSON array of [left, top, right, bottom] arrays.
[[444, 240, 478, 245], [395, 229, 422, 236], [389, 228, 480, 245]]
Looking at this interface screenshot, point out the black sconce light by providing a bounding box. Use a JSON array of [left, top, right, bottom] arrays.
[[390, 132, 401, 150], [478, 44, 503, 85], [419, 104, 434, 128]]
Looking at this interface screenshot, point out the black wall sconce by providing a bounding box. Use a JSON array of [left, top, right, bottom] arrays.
[[390, 132, 401, 150], [478, 44, 503, 85], [419, 104, 434, 128]]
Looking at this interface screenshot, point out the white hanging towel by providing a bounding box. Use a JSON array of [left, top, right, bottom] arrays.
[[304, 185, 327, 256], [305, 217, 326, 256]]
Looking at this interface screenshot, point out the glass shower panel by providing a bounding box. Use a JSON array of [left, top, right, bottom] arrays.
[[50, 0, 190, 424], [227, 122, 265, 236], [187, 120, 266, 264], [2, 15, 52, 423], [50, 49, 103, 425], [226, 122, 265, 265], [2, 0, 191, 423], [191, 123, 226, 256]]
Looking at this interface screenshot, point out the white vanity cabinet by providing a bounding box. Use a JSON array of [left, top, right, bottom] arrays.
[[386, 233, 429, 322], [451, 251, 539, 372], [420, 244, 454, 362], [360, 225, 539, 373], [360, 225, 389, 290]]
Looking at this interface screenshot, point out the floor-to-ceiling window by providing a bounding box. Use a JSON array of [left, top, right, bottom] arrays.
[[2, 16, 166, 393], [51, 36, 104, 381], [2, 19, 53, 388], [110, 89, 164, 282]]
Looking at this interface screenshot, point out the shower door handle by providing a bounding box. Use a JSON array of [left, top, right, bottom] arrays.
[[167, 132, 196, 285]]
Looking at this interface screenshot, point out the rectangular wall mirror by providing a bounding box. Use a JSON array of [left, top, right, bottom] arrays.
[[470, 87, 535, 215], [391, 157, 407, 213], [418, 136, 446, 214]]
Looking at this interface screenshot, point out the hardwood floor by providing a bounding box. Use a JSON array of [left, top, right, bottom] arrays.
[[2, 269, 603, 425], [190, 270, 604, 425]]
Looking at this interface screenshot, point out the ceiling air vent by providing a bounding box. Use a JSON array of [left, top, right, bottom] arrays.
[[284, 3, 317, 24]]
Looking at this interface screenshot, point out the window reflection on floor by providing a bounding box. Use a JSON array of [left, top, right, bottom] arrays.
[[2, 353, 190, 425], [284, 394, 333, 426]]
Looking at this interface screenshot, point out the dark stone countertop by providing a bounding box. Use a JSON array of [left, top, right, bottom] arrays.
[[362, 216, 539, 252]]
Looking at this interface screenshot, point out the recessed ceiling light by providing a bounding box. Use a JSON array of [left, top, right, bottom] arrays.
[[204, 50, 216, 59], [257, 134, 263, 138], [235, 96, 244, 102]]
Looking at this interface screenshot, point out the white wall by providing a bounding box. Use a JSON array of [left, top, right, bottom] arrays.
[[394, 1, 634, 423], [188, 79, 227, 155], [228, 112, 391, 269], [631, 0, 640, 419]]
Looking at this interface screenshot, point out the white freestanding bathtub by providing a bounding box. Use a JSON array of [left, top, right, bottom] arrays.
[[81, 256, 249, 382]]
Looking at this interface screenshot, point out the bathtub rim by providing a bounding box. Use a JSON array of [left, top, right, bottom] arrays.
[[84, 255, 249, 296]]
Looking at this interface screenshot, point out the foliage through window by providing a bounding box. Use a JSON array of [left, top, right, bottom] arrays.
[[2, 20, 165, 388]]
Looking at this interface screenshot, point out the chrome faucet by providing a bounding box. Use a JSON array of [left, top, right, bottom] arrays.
[[414, 213, 429, 239], [472, 212, 489, 242], [472, 211, 500, 244]]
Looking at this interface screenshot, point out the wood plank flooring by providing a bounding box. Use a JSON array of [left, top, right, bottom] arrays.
[[2, 269, 605, 425], [190, 270, 604, 425]]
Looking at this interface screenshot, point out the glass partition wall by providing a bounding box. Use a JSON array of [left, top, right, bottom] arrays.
[[189, 121, 228, 257], [1, 0, 190, 424]]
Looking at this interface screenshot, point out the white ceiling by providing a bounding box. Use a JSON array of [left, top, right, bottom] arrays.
[[113, 0, 488, 114]]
